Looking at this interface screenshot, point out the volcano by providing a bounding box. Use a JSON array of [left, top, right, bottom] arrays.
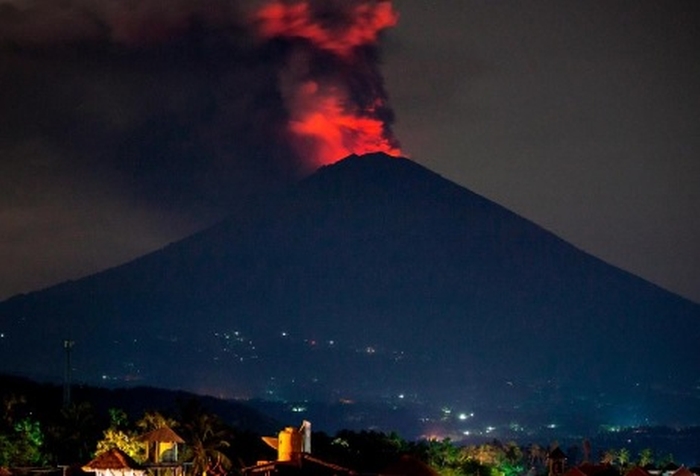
[[1, 153, 699, 431]]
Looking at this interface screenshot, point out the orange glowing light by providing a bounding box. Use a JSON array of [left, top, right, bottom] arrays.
[[254, 1, 403, 166], [288, 84, 401, 166]]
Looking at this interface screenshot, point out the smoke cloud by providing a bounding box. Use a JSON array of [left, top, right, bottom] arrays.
[[0, 0, 402, 209], [0, 0, 402, 298], [255, 0, 402, 167]]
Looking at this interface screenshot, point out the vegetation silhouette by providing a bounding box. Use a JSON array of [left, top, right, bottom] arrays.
[[1, 375, 698, 473]]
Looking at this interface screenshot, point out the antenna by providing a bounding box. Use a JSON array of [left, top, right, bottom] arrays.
[[63, 339, 74, 407], [300, 420, 311, 454]]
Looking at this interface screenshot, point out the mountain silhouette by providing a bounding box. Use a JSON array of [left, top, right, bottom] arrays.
[[1, 152, 698, 428]]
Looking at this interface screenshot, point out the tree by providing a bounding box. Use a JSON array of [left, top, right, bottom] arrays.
[[497, 442, 525, 476], [94, 408, 144, 461], [469, 442, 501, 466], [601, 449, 617, 465], [46, 401, 100, 464], [423, 438, 465, 475], [617, 448, 630, 469], [1, 394, 27, 430], [0, 417, 46, 467], [638, 448, 654, 467], [179, 401, 232, 476], [566, 446, 580, 467], [657, 453, 675, 467], [325, 430, 407, 472], [137, 411, 179, 432], [528, 443, 545, 467]]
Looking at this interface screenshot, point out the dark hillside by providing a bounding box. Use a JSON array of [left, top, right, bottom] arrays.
[[0, 374, 277, 434], [1, 153, 698, 429]]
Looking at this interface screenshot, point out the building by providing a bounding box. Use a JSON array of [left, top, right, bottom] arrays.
[[243, 422, 354, 476], [82, 448, 145, 476]]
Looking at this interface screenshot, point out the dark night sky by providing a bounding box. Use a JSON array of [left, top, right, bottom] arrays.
[[1, 0, 699, 303]]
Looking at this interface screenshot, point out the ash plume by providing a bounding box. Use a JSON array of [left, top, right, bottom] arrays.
[[0, 0, 403, 211], [255, 0, 403, 167]]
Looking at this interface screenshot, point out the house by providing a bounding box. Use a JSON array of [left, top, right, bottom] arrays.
[[82, 449, 145, 476], [136, 426, 185, 464], [548, 447, 568, 476], [135, 426, 187, 476], [83, 427, 187, 476], [625, 467, 651, 476], [672, 467, 696, 476], [576, 463, 620, 476]]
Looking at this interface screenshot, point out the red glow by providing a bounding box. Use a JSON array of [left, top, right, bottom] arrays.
[[287, 81, 402, 166], [256, 1, 398, 58], [255, 1, 403, 167]]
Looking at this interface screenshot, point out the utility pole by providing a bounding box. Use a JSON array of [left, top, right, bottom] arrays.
[[63, 339, 74, 407]]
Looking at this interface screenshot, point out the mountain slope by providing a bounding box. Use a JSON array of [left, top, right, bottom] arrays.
[[1, 153, 698, 426]]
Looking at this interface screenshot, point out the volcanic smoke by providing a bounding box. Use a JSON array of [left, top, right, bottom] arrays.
[[1, 0, 405, 207], [255, 0, 403, 167]]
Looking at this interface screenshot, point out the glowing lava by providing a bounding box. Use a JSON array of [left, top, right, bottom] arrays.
[[255, 0, 403, 167]]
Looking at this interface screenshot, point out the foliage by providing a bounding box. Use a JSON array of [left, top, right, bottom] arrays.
[[179, 399, 233, 476], [638, 448, 654, 467], [109, 408, 129, 429], [497, 442, 525, 476], [0, 391, 48, 467], [601, 448, 617, 465], [45, 401, 100, 464], [95, 427, 144, 460], [1, 375, 697, 474], [137, 411, 179, 432], [1, 394, 27, 429], [617, 447, 630, 468], [94, 408, 144, 462], [423, 438, 467, 475], [0, 417, 46, 467], [309, 430, 410, 473], [393, 438, 527, 476], [0, 433, 13, 466], [527, 443, 546, 467]]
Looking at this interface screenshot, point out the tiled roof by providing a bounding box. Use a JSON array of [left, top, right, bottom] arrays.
[[83, 449, 144, 471], [672, 467, 695, 476], [137, 426, 184, 443]]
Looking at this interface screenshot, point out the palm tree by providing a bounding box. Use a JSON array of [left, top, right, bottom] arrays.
[[617, 448, 630, 469], [528, 443, 544, 467], [602, 449, 617, 465], [137, 411, 179, 432], [179, 401, 232, 476], [638, 448, 654, 467]]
